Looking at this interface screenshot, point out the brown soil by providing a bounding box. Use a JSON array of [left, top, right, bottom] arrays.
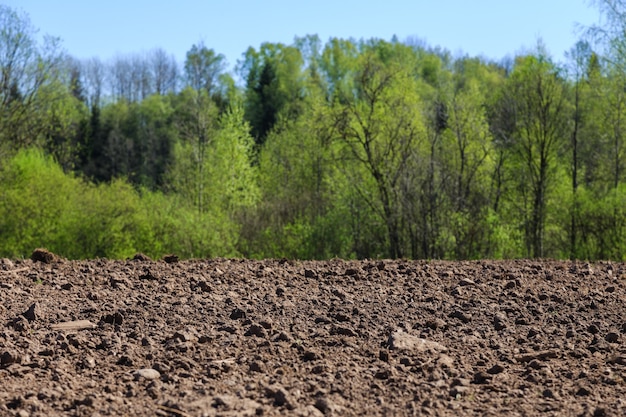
[[1, 257, 625, 416]]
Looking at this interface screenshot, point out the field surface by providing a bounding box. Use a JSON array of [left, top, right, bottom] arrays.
[[1, 257, 625, 416]]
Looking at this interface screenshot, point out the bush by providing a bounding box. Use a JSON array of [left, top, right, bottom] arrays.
[[0, 149, 241, 259]]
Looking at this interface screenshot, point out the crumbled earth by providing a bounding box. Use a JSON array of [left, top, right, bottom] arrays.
[[1, 257, 626, 416]]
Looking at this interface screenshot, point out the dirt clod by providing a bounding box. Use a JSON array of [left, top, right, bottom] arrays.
[[132, 253, 151, 261], [22, 302, 38, 322], [162, 254, 179, 263], [30, 248, 56, 264]]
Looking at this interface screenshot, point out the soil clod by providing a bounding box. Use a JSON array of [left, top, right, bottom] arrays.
[[30, 248, 56, 264]]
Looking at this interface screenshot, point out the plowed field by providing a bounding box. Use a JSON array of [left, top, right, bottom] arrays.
[[1, 256, 625, 416]]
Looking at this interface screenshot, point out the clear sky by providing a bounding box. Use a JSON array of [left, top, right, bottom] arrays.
[[3, 0, 601, 71]]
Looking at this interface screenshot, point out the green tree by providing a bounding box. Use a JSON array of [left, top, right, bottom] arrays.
[[239, 43, 305, 145], [334, 49, 426, 258], [504, 52, 569, 257], [0, 5, 66, 154], [565, 41, 595, 258], [439, 65, 496, 258], [168, 97, 258, 257], [184, 42, 226, 94], [171, 88, 218, 214]]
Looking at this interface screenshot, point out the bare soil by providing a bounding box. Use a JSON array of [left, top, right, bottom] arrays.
[[1, 257, 626, 416]]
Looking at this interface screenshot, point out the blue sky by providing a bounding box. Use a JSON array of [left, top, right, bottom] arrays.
[[4, 0, 601, 71]]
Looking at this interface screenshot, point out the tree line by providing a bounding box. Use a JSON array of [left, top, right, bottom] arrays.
[[2, 3, 626, 260]]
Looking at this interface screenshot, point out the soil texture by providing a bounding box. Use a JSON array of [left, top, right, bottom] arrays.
[[1, 257, 626, 416]]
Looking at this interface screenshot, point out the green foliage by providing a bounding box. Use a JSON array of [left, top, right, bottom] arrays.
[[184, 42, 226, 94], [575, 185, 626, 260], [0, 149, 242, 259], [3, 4, 626, 261], [0, 148, 78, 256], [240, 43, 306, 144]]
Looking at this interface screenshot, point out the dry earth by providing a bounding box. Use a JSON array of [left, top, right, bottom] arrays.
[[1, 253, 626, 416]]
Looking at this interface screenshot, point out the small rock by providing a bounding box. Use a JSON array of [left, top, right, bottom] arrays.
[[265, 385, 290, 408], [472, 371, 491, 384], [527, 328, 540, 338], [450, 385, 470, 397], [449, 309, 472, 323], [212, 394, 234, 409], [487, 364, 505, 374], [171, 331, 195, 342], [344, 268, 359, 276], [515, 317, 528, 325], [139, 269, 158, 280], [505, 280, 518, 289], [608, 355, 626, 365], [50, 320, 96, 331], [82, 356, 96, 369], [22, 303, 39, 322], [425, 318, 447, 330], [594, 407, 608, 417], [0, 258, 14, 269], [274, 388, 288, 407], [437, 354, 455, 368], [249, 361, 264, 373], [245, 324, 266, 338], [314, 317, 332, 324], [10, 317, 29, 332], [459, 278, 475, 286], [296, 405, 325, 417], [116, 355, 134, 366], [217, 325, 237, 334], [314, 397, 332, 414], [374, 369, 391, 379], [493, 313, 507, 331], [333, 313, 350, 322], [388, 330, 448, 353], [134, 368, 160, 380], [304, 269, 317, 278], [259, 319, 273, 329], [102, 312, 124, 325], [575, 385, 591, 396], [229, 308, 247, 320], [1, 350, 22, 367], [331, 326, 357, 337], [302, 350, 319, 361], [451, 378, 470, 387], [311, 364, 325, 374], [152, 362, 170, 373], [542, 389, 555, 398], [605, 332, 620, 343], [272, 331, 292, 342]]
